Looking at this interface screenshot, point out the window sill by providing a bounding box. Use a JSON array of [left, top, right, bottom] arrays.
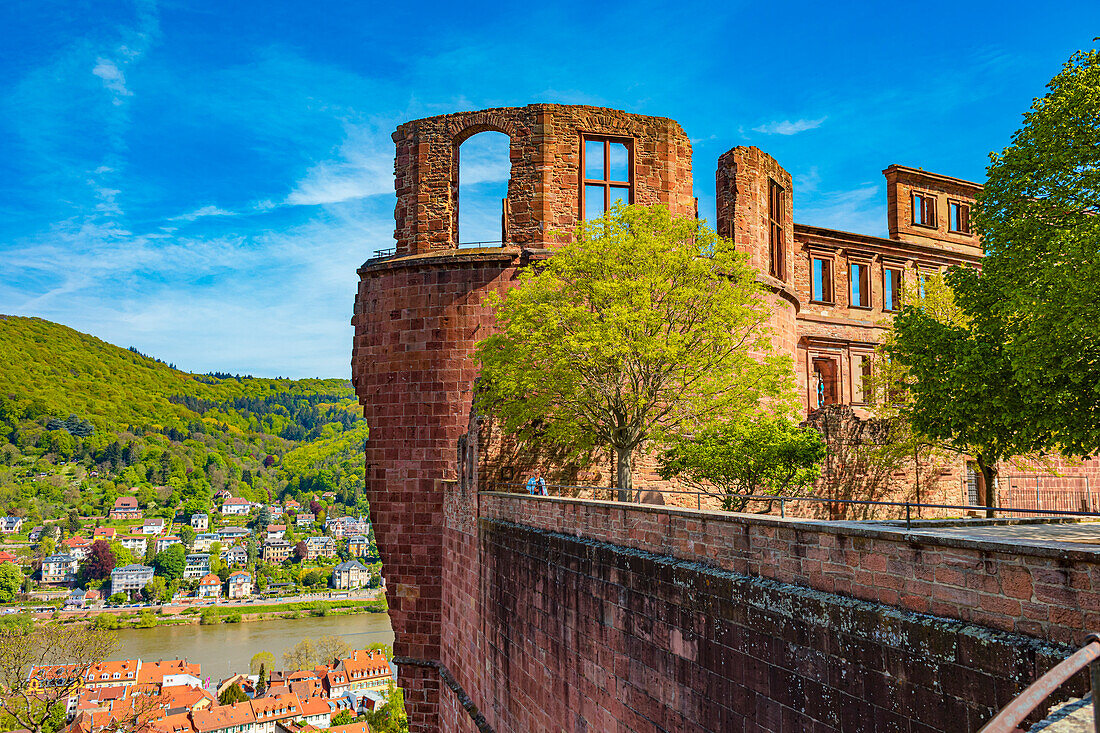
[[849, 304, 873, 311], [911, 222, 939, 231], [809, 299, 834, 306], [947, 229, 973, 236]]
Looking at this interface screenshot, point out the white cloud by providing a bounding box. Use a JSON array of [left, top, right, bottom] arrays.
[[285, 124, 395, 206], [752, 117, 827, 136], [92, 59, 132, 103], [796, 183, 885, 238], [171, 205, 237, 222]]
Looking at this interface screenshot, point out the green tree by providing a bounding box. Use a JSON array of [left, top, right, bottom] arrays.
[[143, 576, 168, 603], [179, 525, 196, 550], [153, 544, 186, 580], [883, 274, 1043, 516], [250, 652, 275, 676], [657, 417, 825, 512], [365, 681, 407, 733], [330, 710, 354, 727], [965, 49, 1100, 456], [218, 683, 248, 705], [475, 204, 794, 499], [256, 664, 268, 695], [0, 563, 22, 603], [282, 638, 315, 671]]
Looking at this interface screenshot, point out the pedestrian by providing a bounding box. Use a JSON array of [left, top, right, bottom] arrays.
[[526, 469, 547, 496]]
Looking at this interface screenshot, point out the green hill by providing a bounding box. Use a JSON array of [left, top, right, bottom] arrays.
[[0, 315, 368, 526]]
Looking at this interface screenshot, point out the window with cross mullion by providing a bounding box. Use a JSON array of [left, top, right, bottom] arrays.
[[582, 136, 632, 219]]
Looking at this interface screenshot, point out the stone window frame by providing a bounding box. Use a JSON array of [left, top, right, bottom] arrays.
[[768, 179, 786, 281], [847, 252, 874, 310], [948, 199, 972, 235], [850, 348, 876, 405], [882, 263, 904, 312], [809, 252, 835, 305], [911, 190, 938, 229], [578, 133, 634, 219]]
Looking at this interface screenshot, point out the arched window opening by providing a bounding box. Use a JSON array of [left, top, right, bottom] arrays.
[[456, 132, 510, 246]]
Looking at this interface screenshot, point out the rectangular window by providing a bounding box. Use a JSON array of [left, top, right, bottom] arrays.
[[768, 180, 785, 280], [949, 200, 970, 234], [966, 462, 980, 505], [580, 137, 632, 219], [811, 358, 838, 409], [912, 192, 937, 227], [853, 354, 874, 404], [812, 257, 833, 303], [883, 268, 902, 311], [850, 262, 870, 308]]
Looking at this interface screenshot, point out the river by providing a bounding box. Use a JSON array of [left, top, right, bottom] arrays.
[[114, 613, 395, 679]]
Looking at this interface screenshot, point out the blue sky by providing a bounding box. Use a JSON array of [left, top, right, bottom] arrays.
[[2, 1, 1096, 378]]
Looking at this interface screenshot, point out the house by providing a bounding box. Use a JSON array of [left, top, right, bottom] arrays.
[[196, 573, 222, 599], [136, 659, 202, 686], [41, 554, 78, 584], [284, 499, 301, 511], [191, 513, 209, 531], [158, 684, 216, 715], [221, 546, 248, 566], [333, 650, 393, 693], [217, 526, 250, 542], [62, 535, 91, 560], [82, 660, 142, 688], [295, 697, 332, 729], [28, 525, 44, 541], [155, 536, 182, 553], [268, 504, 283, 516], [109, 497, 142, 520], [110, 564, 154, 598], [265, 524, 286, 542], [193, 533, 219, 552], [332, 560, 369, 590], [304, 536, 334, 560], [0, 550, 17, 564], [184, 554, 211, 579], [227, 571, 252, 599], [295, 513, 314, 527], [346, 536, 369, 558], [142, 517, 166, 535], [0, 512, 23, 530], [93, 527, 117, 541], [192, 701, 256, 733], [214, 488, 233, 500], [249, 693, 302, 733], [262, 540, 291, 564], [64, 588, 102, 609], [221, 498, 251, 516], [119, 535, 147, 556]]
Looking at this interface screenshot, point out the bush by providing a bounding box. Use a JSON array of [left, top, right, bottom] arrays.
[[93, 613, 120, 630], [199, 608, 219, 625], [107, 593, 127, 605], [135, 612, 157, 628], [225, 612, 242, 623]]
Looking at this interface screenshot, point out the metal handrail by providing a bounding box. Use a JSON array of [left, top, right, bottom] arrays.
[[979, 634, 1099, 732], [487, 482, 1100, 529]]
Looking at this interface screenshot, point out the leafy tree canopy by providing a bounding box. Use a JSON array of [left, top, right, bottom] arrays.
[[475, 204, 795, 498], [964, 48, 1100, 456], [658, 416, 825, 512]]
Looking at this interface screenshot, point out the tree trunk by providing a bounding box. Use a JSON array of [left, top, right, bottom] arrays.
[[615, 445, 633, 502], [977, 453, 997, 519]]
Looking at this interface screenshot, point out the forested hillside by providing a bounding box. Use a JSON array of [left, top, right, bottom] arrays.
[[0, 315, 368, 525]]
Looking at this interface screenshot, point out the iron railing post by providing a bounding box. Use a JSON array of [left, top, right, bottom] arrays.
[[905, 502, 911, 530], [780, 498, 785, 519]]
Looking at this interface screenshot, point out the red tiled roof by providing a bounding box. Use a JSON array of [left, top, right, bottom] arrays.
[[192, 703, 256, 733], [198, 574, 220, 586]]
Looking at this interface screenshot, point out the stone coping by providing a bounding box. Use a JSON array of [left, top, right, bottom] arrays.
[[479, 491, 1100, 563], [358, 247, 520, 274]]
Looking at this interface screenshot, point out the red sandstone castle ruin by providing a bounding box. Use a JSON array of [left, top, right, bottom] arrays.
[[351, 105, 1097, 731]]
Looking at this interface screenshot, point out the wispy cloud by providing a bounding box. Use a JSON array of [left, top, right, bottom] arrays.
[[796, 183, 884, 238], [92, 59, 132, 103], [753, 116, 827, 135], [171, 205, 238, 222], [285, 123, 395, 206]]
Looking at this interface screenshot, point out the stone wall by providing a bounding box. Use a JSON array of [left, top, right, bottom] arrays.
[[428, 490, 1094, 732]]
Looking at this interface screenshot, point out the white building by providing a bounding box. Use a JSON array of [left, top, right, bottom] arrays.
[[221, 498, 251, 516], [184, 553, 211, 579], [196, 573, 221, 599], [41, 554, 78, 584], [193, 533, 219, 552], [110, 564, 154, 598], [141, 518, 166, 535], [227, 571, 252, 599], [191, 513, 209, 531]]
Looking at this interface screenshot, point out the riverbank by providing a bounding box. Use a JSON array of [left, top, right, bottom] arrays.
[[112, 609, 396, 675], [40, 595, 388, 630]]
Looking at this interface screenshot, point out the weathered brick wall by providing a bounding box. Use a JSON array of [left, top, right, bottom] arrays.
[[392, 105, 694, 255], [471, 516, 1082, 732], [352, 252, 526, 731], [482, 494, 1100, 645]]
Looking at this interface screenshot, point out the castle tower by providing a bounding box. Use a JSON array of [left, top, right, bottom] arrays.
[[715, 146, 800, 367], [351, 104, 694, 731]]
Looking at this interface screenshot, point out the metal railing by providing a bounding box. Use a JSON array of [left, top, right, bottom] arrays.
[[487, 482, 1100, 530], [979, 634, 1099, 732], [367, 241, 505, 263]]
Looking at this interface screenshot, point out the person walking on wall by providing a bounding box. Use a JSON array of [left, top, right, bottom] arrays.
[[526, 469, 547, 496]]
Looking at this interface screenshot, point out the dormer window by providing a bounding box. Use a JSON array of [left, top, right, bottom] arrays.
[[949, 200, 971, 234], [580, 136, 632, 219], [912, 192, 937, 228]]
